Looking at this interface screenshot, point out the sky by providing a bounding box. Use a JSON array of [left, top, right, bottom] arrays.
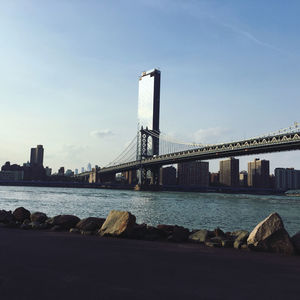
[[0, 0, 300, 173]]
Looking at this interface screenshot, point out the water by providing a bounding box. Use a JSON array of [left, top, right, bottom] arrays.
[[0, 186, 300, 235]]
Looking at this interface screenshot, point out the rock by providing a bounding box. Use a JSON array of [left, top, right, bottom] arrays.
[[47, 215, 81, 230], [31, 212, 48, 223], [221, 239, 234, 248], [130, 224, 164, 241], [13, 207, 30, 222], [129, 223, 148, 239], [76, 217, 105, 232], [234, 240, 242, 249], [30, 221, 41, 229], [291, 232, 300, 254], [241, 244, 249, 250], [168, 226, 190, 242], [50, 225, 63, 232], [214, 227, 226, 238], [98, 210, 136, 237], [69, 228, 80, 234], [247, 213, 295, 255], [188, 229, 209, 243], [0, 210, 15, 223], [157, 224, 175, 237], [233, 230, 249, 244], [144, 226, 166, 241]]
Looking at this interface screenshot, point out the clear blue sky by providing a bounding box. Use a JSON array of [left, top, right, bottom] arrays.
[[0, 0, 300, 173]]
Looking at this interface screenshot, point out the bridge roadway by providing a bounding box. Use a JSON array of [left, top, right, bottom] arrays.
[[99, 131, 300, 174]]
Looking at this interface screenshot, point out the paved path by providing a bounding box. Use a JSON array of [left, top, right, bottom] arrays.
[[0, 228, 300, 299]]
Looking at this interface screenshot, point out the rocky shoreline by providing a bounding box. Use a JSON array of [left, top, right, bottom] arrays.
[[1, 207, 299, 255]]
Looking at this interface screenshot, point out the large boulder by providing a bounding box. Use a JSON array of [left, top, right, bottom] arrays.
[[31, 212, 48, 223], [188, 229, 209, 243], [76, 217, 105, 232], [98, 210, 136, 237], [13, 207, 30, 222], [47, 215, 80, 230], [0, 210, 15, 223], [232, 230, 249, 249], [247, 213, 294, 255], [168, 226, 190, 242]]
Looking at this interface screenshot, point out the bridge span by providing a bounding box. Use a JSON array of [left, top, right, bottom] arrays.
[[99, 130, 300, 175]]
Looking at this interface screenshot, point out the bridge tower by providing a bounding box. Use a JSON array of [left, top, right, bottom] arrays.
[[136, 69, 161, 187]]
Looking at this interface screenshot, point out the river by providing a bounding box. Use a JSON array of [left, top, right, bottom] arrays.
[[0, 185, 299, 235]]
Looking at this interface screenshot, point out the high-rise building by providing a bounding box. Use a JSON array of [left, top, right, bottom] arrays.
[[219, 157, 239, 187], [58, 167, 65, 176], [87, 163, 92, 172], [81, 167, 85, 173], [160, 166, 177, 185], [75, 169, 78, 175], [30, 145, 44, 167], [209, 172, 220, 186], [137, 69, 161, 159], [248, 158, 270, 188], [178, 161, 209, 186], [239, 171, 248, 187], [275, 168, 300, 190]]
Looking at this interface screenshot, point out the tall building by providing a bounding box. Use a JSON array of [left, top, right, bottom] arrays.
[[87, 163, 92, 172], [178, 161, 209, 186], [137, 69, 161, 159], [160, 166, 177, 185], [275, 168, 300, 190], [248, 158, 270, 188], [30, 145, 44, 167], [239, 171, 248, 187], [209, 172, 220, 186], [219, 157, 239, 187]]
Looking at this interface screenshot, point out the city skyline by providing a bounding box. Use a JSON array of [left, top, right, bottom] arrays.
[[1, 1, 300, 172]]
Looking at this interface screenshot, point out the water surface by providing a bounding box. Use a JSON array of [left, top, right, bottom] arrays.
[[0, 186, 299, 235]]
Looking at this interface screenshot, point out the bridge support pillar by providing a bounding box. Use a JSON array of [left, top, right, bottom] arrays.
[[150, 166, 160, 186]]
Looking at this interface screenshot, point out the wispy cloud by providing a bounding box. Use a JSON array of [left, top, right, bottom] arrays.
[[215, 19, 286, 54], [193, 127, 230, 145], [90, 129, 113, 139]]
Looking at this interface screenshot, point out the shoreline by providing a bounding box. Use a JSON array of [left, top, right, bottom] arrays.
[[0, 181, 286, 196]]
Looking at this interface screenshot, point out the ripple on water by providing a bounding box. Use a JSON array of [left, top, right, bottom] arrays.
[[0, 186, 300, 235]]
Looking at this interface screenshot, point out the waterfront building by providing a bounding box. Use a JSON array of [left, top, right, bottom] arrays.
[[239, 171, 248, 187], [209, 172, 220, 186], [160, 166, 177, 185], [45, 167, 52, 176], [248, 158, 270, 188], [30, 145, 44, 167], [0, 162, 24, 181], [177, 161, 209, 186], [0, 170, 24, 181], [275, 168, 300, 190], [219, 157, 239, 187], [65, 169, 74, 177], [58, 167, 65, 176]]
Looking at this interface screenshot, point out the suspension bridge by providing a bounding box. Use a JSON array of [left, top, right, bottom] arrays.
[[80, 69, 300, 187], [98, 123, 300, 185]]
